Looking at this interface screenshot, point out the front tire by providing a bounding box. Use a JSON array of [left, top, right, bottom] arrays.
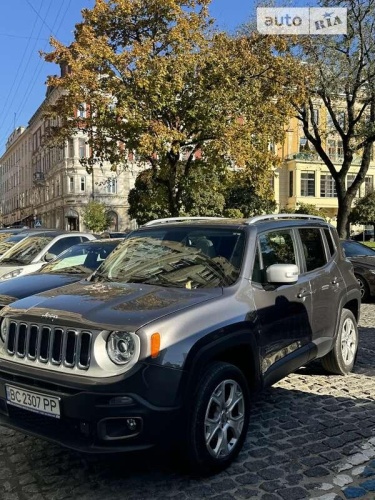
[[185, 362, 250, 476], [321, 309, 358, 375]]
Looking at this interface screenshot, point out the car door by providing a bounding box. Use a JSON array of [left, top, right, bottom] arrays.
[[251, 228, 313, 385], [296, 227, 343, 349]]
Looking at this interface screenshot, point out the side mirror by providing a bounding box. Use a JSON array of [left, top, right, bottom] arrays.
[[266, 264, 299, 284], [44, 252, 56, 262]]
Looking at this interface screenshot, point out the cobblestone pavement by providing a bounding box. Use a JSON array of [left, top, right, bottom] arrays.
[[1, 304, 375, 500]]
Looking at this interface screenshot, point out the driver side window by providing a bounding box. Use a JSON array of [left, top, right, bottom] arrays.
[[252, 230, 297, 283]]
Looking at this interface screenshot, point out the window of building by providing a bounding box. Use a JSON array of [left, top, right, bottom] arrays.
[[68, 176, 74, 193], [328, 140, 336, 156], [80, 176, 86, 192], [337, 111, 345, 129], [300, 171, 315, 197], [78, 139, 86, 158], [346, 174, 359, 197], [289, 171, 294, 197], [312, 108, 319, 125], [106, 177, 117, 194], [68, 139, 74, 157], [320, 174, 337, 197], [78, 104, 86, 118], [365, 175, 373, 194]]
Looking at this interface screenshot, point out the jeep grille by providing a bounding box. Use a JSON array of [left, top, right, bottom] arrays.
[[5, 321, 92, 370]]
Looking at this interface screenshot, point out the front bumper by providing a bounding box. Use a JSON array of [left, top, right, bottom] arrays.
[[0, 362, 183, 453]]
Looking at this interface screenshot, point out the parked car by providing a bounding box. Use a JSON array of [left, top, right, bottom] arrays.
[[0, 228, 27, 243], [0, 215, 360, 475], [0, 231, 96, 281], [0, 228, 57, 258], [352, 229, 374, 241], [0, 239, 121, 308], [341, 239, 375, 300], [100, 231, 130, 238]]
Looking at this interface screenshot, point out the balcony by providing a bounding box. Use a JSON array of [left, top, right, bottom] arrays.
[[285, 152, 363, 164], [33, 172, 46, 185]]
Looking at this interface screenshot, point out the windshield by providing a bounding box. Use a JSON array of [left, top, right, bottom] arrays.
[[342, 240, 375, 257], [91, 228, 245, 288], [41, 241, 120, 274], [0, 235, 54, 265]]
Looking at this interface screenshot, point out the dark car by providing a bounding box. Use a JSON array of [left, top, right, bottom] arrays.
[[0, 239, 121, 308], [100, 231, 130, 238], [341, 239, 375, 300], [352, 229, 374, 241], [0, 215, 360, 475]]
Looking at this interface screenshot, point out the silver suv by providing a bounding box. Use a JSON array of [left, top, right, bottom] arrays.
[[0, 215, 361, 475]]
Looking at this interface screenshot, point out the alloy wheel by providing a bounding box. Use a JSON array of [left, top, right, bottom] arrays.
[[204, 379, 245, 459], [341, 317, 357, 366]]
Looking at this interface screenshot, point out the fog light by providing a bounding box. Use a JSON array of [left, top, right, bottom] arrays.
[[79, 421, 90, 437], [109, 396, 134, 406], [126, 418, 137, 431]]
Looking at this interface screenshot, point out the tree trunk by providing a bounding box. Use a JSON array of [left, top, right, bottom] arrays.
[[336, 194, 353, 239]]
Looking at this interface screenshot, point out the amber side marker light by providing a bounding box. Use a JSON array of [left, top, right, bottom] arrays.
[[151, 333, 161, 358]]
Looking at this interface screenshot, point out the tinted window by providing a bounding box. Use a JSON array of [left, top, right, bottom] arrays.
[[41, 241, 119, 273], [341, 240, 375, 257], [258, 230, 296, 270], [299, 228, 327, 272], [324, 228, 336, 257], [48, 237, 83, 257]]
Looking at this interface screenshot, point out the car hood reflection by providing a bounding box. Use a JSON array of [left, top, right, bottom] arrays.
[[4, 281, 223, 331]]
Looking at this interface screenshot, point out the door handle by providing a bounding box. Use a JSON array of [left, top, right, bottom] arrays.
[[297, 289, 311, 299]]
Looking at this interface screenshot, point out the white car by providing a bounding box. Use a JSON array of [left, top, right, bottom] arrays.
[[0, 230, 96, 280]]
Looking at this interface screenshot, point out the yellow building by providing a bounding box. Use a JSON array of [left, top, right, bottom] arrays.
[[274, 110, 375, 223]]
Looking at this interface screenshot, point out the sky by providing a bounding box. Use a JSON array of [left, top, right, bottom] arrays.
[[0, 0, 256, 154]]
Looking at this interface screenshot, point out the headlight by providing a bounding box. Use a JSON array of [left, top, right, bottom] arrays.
[[0, 318, 7, 343], [106, 331, 139, 365], [0, 269, 23, 281]]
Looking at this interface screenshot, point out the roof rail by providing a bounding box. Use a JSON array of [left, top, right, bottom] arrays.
[[143, 216, 225, 226], [246, 213, 326, 225]]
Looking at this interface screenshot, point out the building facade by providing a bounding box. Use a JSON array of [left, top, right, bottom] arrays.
[[274, 109, 375, 223], [0, 87, 140, 231]]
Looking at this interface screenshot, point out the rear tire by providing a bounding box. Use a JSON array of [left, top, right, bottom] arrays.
[[321, 309, 358, 375], [355, 275, 370, 302], [184, 362, 250, 476]]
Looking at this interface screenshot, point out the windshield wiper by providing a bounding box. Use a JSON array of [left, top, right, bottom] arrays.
[[90, 271, 112, 282]]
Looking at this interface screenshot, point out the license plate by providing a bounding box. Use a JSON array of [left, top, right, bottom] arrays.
[[5, 385, 60, 419]]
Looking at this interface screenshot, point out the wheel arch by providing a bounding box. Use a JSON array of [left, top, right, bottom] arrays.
[[180, 326, 262, 406]]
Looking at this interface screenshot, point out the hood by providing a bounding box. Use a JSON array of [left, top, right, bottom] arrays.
[[0, 273, 85, 306], [2, 281, 223, 331], [348, 255, 375, 268]]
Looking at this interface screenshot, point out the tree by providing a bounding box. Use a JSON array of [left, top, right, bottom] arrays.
[[224, 172, 276, 217], [82, 201, 112, 232], [291, 0, 375, 238], [44, 0, 307, 217], [349, 191, 375, 234], [128, 169, 170, 225], [281, 203, 329, 218], [128, 165, 276, 225]]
